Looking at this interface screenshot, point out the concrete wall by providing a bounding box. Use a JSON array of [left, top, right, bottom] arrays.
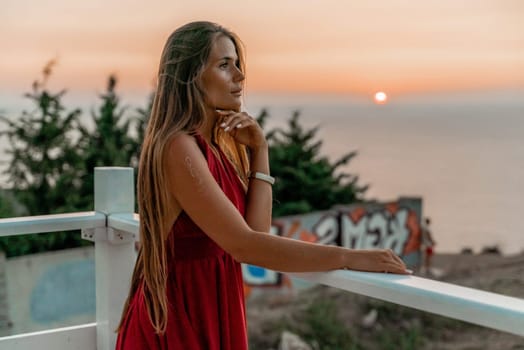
[[1, 247, 95, 336]]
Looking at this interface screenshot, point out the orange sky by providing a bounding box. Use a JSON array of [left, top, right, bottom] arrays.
[[1, 0, 523, 98]]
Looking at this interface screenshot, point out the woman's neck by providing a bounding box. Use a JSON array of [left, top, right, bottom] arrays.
[[198, 107, 217, 144]]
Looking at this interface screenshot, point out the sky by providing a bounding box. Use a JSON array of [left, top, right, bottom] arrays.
[[1, 0, 523, 102]]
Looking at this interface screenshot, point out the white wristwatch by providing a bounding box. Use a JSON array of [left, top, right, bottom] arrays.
[[248, 171, 275, 185]]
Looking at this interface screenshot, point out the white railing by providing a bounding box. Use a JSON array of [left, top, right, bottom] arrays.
[[0, 167, 523, 350], [291, 271, 524, 336], [0, 167, 137, 350], [0, 323, 96, 350], [0, 211, 106, 236]]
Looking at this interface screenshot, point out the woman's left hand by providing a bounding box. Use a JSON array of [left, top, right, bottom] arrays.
[[216, 110, 267, 150]]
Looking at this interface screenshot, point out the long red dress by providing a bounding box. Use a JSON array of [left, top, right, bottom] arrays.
[[116, 134, 248, 349]]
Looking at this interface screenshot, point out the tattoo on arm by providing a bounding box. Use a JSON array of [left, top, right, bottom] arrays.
[[184, 156, 204, 192]]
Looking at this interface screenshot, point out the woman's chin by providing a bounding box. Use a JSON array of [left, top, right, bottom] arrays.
[[217, 102, 241, 111]]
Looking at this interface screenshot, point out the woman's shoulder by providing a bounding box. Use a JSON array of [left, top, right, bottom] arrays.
[[167, 131, 199, 148], [165, 132, 206, 160]]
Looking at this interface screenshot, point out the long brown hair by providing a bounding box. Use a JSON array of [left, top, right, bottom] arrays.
[[118, 21, 248, 334]]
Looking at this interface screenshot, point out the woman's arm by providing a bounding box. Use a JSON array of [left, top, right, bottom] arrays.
[[244, 144, 272, 232], [218, 110, 272, 232], [166, 133, 409, 274]]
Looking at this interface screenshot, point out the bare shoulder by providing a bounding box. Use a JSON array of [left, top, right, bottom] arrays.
[[164, 132, 208, 183], [164, 132, 210, 192], [166, 132, 199, 155], [164, 132, 205, 166]]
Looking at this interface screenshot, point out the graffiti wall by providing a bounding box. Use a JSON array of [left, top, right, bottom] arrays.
[[243, 197, 423, 298]]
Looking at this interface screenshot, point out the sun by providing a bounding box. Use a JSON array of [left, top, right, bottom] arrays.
[[374, 91, 388, 105]]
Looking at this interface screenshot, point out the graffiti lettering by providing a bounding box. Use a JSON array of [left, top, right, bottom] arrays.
[[242, 199, 422, 297], [340, 209, 410, 255], [312, 214, 338, 246], [340, 213, 366, 248], [383, 209, 410, 255]]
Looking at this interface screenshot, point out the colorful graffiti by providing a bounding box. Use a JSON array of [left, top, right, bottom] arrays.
[[242, 198, 422, 297]]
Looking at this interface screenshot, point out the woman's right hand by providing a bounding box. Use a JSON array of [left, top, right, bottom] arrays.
[[215, 109, 267, 151], [345, 249, 412, 275]]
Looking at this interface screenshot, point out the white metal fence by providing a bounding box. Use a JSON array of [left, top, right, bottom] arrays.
[[0, 167, 137, 350], [0, 167, 522, 350]]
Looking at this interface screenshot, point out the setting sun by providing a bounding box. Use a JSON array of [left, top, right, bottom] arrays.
[[374, 92, 388, 104]]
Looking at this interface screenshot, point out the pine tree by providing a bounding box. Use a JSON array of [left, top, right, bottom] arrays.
[[0, 191, 15, 218], [76, 75, 139, 210], [0, 60, 83, 215], [0, 61, 88, 256], [258, 110, 368, 217]]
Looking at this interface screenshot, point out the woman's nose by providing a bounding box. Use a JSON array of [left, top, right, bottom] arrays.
[[234, 67, 245, 82]]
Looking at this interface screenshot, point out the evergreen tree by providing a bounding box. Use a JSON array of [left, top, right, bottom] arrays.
[[0, 61, 88, 256], [258, 110, 368, 217], [0, 60, 83, 215], [76, 75, 139, 210], [0, 191, 15, 218]]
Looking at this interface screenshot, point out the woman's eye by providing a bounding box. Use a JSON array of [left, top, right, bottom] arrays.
[[220, 62, 228, 69]]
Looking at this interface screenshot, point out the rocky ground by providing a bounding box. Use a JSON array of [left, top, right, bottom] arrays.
[[247, 252, 524, 350]]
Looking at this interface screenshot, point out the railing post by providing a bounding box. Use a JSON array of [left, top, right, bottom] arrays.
[[92, 167, 136, 350]]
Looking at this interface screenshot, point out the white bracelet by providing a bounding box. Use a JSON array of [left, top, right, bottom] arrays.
[[248, 171, 275, 185]]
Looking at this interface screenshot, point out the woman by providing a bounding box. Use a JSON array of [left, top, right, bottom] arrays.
[[116, 21, 409, 349]]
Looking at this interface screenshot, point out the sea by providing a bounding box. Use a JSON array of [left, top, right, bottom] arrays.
[[1, 90, 523, 255], [245, 92, 524, 255]]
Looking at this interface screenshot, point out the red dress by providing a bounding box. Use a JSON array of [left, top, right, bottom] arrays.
[[116, 134, 248, 349]]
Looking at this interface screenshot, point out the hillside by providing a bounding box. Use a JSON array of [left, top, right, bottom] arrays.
[[247, 252, 524, 350]]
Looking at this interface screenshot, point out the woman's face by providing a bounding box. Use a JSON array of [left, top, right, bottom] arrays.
[[199, 35, 245, 111]]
